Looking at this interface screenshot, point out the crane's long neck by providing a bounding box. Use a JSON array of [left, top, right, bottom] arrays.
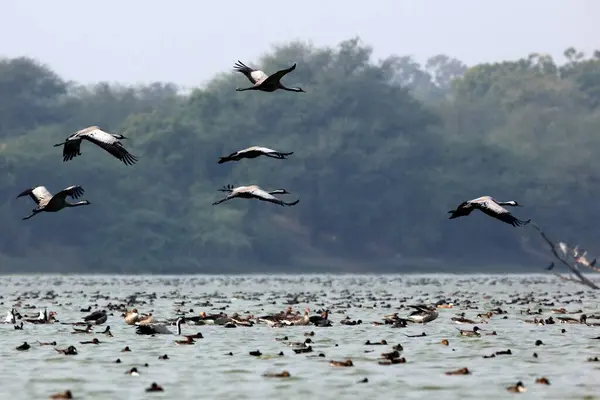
[[282, 86, 303, 92], [176, 319, 182, 335], [65, 201, 88, 207], [497, 201, 517, 206]]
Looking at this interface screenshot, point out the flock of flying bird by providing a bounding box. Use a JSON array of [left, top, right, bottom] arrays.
[[16, 60, 532, 230]]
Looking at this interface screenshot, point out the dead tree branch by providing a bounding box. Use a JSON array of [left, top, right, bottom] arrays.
[[530, 223, 599, 290]]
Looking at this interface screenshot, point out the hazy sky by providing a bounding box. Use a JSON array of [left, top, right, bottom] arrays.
[[1, 0, 598, 87]]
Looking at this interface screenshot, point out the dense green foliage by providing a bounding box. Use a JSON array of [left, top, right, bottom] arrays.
[[1, 38, 600, 273]]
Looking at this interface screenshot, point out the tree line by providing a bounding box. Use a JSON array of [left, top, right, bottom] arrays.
[[1, 38, 599, 273]]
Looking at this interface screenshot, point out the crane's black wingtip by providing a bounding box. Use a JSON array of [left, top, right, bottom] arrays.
[[16, 188, 33, 199]]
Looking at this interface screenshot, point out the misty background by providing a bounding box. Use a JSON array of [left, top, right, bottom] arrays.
[[0, 0, 599, 273]]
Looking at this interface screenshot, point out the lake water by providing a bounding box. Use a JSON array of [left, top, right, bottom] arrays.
[[1, 274, 599, 400]]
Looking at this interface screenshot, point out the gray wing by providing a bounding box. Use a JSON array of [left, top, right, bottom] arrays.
[[476, 200, 530, 227], [242, 146, 277, 154], [248, 187, 280, 202], [53, 185, 85, 201], [17, 186, 53, 205], [248, 187, 299, 207], [262, 63, 297, 86], [62, 139, 82, 162], [82, 128, 138, 165]]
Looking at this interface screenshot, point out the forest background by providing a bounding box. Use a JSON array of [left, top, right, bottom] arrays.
[[1, 38, 599, 273]]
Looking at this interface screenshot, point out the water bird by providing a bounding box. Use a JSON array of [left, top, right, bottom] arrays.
[[293, 345, 313, 354], [406, 305, 439, 323], [102, 326, 113, 337], [448, 196, 531, 227], [55, 346, 77, 355], [330, 359, 353, 367], [364, 339, 387, 345], [218, 146, 294, 164], [286, 338, 312, 347], [212, 185, 299, 207], [175, 336, 195, 345], [124, 309, 140, 325], [16, 342, 30, 351], [17, 185, 90, 220], [14, 322, 23, 330], [4, 308, 16, 324], [49, 390, 73, 399], [557, 314, 587, 324], [378, 355, 407, 365], [535, 377, 550, 385], [263, 371, 291, 378], [451, 314, 476, 324], [72, 324, 93, 334], [233, 60, 305, 93], [83, 310, 107, 325], [309, 310, 330, 326], [53, 126, 138, 165], [380, 350, 401, 360], [506, 381, 527, 393], [126, 367, 140, 376], [135, 317, 183, 335], [79, 338, 100, 345], [403, 332, 427, 337], [458, 326, 482, 336], [445, 367, 471, 375], [145, 383, 163, 392]]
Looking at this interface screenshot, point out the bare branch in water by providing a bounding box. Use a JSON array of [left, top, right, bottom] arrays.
[[531, 223, 599, 290], [553, 273, 586, 284]]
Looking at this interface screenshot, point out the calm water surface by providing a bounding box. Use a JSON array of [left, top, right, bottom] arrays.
[[1, 274, 599, 400]]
